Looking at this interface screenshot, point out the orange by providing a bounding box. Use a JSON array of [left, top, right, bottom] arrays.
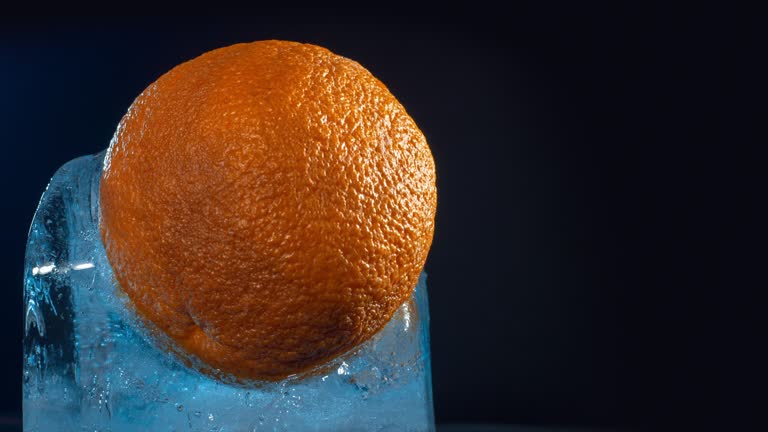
[[99, 40, 436, 381]]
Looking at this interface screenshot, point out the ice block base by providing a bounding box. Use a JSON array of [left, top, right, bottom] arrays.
[[23, 152, 434, 431]]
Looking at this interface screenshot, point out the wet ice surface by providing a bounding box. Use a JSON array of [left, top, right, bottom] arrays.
[[23, 152, 434, 432]]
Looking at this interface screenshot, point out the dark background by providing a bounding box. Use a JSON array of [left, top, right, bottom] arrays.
[[0, 8, 762, 431]]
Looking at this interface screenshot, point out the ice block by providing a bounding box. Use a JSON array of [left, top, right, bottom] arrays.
[[23, 151, 435, 431]]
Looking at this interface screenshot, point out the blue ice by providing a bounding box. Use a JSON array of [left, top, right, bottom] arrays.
[[23, 152, 434, 432]]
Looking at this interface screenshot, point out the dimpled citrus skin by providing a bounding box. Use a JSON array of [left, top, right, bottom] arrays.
[[99, 41, 436, 381]]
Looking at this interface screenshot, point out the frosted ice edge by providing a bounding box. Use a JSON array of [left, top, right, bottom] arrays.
[[23, 152, 435, 432]]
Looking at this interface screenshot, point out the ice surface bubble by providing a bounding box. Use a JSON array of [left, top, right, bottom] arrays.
[[23, 151, 435, 431]]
